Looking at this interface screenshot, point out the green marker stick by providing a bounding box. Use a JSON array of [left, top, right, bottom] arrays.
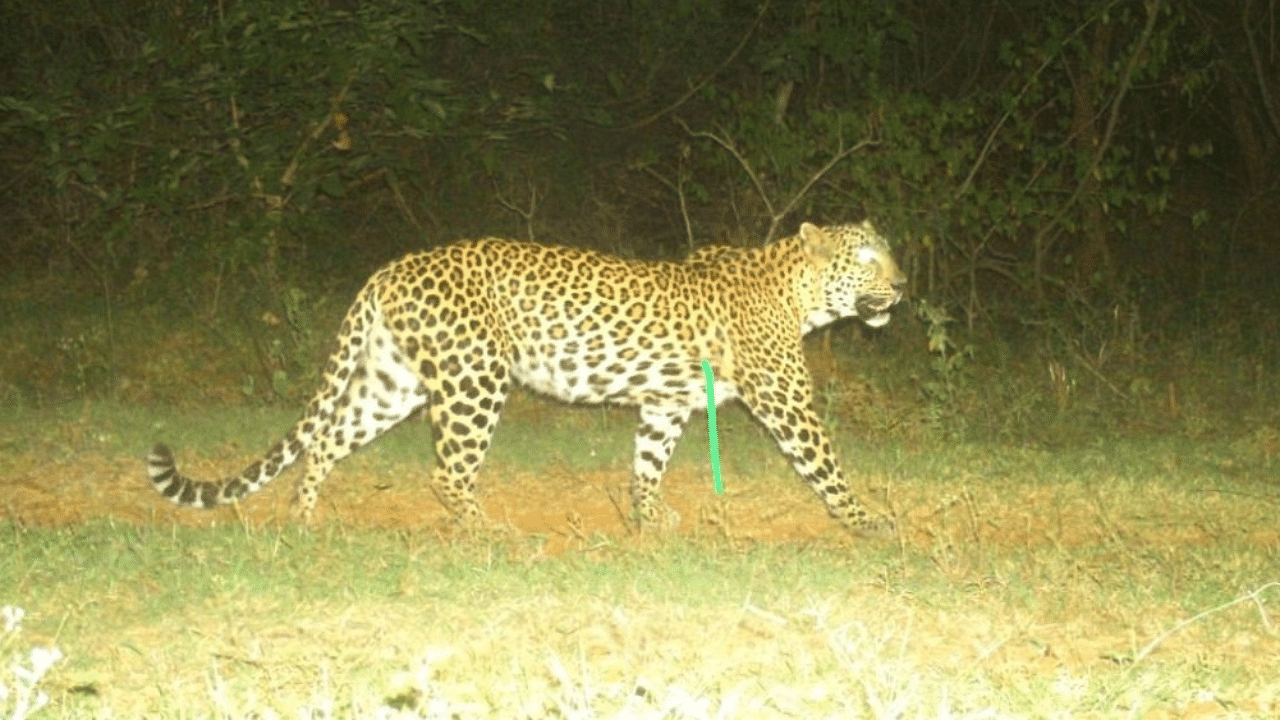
[[701, 359, 723, 495]]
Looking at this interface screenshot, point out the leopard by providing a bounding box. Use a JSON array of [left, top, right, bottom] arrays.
[[146, 219, 906, 535]]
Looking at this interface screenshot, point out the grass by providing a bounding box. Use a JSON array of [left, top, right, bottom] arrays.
[[5, 522, 1279, 717], [3, 400, 1280, 717]]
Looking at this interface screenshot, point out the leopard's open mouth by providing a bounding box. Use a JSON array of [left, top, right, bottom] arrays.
[[855, 293, 899, 320]]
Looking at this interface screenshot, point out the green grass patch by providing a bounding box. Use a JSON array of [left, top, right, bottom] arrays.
[[4, 402, 1280, 717], [5, 519, 1280, 718]]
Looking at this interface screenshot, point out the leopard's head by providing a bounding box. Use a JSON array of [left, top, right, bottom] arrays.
[[800, 220, 906, 330]]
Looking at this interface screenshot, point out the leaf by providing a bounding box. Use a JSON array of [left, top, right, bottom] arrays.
[[606, 71, 625, 99], [319, 174, 344, 198], [75, 161, 98, 185], [271, 370, 290, 398], [582, 108, 614, 128]]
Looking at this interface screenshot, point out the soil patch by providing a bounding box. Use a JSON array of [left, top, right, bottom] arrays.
[[3, 446, 1271, 555]]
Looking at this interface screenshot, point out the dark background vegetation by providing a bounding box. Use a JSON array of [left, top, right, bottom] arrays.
[[1, 0, 1277, 444]]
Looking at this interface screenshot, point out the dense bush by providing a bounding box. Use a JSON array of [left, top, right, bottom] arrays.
[[1, 0, 1276, 431]]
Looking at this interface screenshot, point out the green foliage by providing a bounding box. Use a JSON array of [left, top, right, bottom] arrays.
[[0, 0, 1214, 295], [3, 0, 457, 243], [0, 0, 1252, 421], [915, 299, 975, 436], [636, 0, 1205, 320], [1, 0, 472, 402], [6, 420, 1280, 715]]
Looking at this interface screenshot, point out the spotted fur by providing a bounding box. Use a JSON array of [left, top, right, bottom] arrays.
[[147, 220, 905, 534]]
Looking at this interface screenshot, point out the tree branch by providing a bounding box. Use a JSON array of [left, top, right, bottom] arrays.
[[676, 117, 777, 222], [677, 116, 877, 242], [626, 0, 772, 130], [955, 4, 1111, 200], [1242, 0, 1280, 140], [1029, 0, 1164, 258]]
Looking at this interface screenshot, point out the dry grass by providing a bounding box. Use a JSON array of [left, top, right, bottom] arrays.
[[22, 549, 1280, 718], [4, 403, 1280, 718]]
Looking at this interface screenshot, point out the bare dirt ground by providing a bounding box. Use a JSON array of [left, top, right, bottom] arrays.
[[3, 439, 1273, 557], [0, 447, 878, 552], [6, 433, 1280, 718]]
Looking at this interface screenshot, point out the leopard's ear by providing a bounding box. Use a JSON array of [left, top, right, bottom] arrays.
[[798, 222, 838, 264]]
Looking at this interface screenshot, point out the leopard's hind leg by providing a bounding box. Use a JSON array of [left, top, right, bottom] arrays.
[[291, 317, 427, 521]]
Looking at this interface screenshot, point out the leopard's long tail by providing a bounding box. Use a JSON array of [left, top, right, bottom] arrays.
[[145, 277, 385, 511]]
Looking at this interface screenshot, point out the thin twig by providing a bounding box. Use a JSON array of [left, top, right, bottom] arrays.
[[1029, 0, 1163, 257], [677, 116, 876, 242], [956, 0, 1122, 200], [1070, 346, 1127, 400], [1130, 582, 1280, 665], [640, 164, 694, 247], [625, 0, 772, 130], [603, 485, 636, 536], [676, 169, 694, 249], [280, 69, 357, 190], [494, 177, 541, 242], [676, 117, 777, 223], [1242, 0, 1280, 139], [767, 118, 879, 240]]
